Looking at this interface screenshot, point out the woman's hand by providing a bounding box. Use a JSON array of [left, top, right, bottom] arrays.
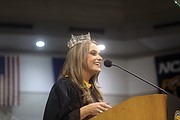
[[80, 102, 112, 119], [87, 102, 112, 115]]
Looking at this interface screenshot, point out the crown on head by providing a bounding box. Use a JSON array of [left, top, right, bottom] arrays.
[[67, 32, 91, 49]]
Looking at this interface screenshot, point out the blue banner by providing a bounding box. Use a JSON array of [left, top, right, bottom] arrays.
[[52, 58, 65, 82]]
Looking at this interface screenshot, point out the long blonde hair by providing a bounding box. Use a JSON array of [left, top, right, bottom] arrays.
[[61, 40, 103, 104]]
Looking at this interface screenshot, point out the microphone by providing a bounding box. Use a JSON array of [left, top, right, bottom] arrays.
[[104, 59, 167, 94]]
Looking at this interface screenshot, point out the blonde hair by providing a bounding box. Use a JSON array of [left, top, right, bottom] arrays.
[[61, 40, 103, 104]]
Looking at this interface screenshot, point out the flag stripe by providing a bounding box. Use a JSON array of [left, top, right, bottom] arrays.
[[17, 56, 20, 105], [0, 75, 4, 105], [12, 56, 15, 105], [9, 56, 13, 106], [5, 56, 8, 106], [10, 56, 13, 105], [7, 56, 10, 106]]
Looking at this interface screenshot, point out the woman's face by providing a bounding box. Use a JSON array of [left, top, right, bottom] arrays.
[[86, 43, 103, 75]]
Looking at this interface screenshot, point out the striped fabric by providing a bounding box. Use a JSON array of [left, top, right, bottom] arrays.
[[0, 55, 20, 106]]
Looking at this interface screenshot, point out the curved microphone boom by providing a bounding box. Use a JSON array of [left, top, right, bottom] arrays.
[[104, 59, 167, 94]]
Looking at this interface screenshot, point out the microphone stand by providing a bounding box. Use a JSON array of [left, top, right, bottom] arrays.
[[108, 61, 180, 120], [112, 64, 168, 94]]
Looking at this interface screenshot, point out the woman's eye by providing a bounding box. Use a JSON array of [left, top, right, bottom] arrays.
[[89, 51, 97, 56]]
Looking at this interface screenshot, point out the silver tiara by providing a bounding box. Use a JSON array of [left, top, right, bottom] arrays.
[[67, 33, 91, 49]]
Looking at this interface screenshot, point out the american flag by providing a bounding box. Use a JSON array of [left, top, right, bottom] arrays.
[[0, 55, 20, 106]]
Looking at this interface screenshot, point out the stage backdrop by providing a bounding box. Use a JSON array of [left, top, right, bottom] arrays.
[[154, 53, 180, 97]]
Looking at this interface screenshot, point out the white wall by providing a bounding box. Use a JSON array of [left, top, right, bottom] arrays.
[[20, 54, 54, 93], [100, 58, 128, 95], [0, 54, 159, 120], [12, 92, 49, 120], [127, 56, 159, 96], [99, 58, 129, 106]]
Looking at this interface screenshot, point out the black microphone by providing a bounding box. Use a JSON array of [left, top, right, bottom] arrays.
[[104, 59, 167, 94]]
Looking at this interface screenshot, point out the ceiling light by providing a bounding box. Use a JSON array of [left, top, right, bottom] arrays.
[[98, 44, 105, 51], [174, 0, 180, 7], [36, 41, 45, 47]]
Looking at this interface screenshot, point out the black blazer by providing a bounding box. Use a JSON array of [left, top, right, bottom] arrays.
[[43, 77, 93, 120]]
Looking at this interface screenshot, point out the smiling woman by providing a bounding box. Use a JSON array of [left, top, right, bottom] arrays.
[[43, 33, 111, 120]]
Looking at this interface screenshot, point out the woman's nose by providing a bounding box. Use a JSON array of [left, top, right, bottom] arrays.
[[98, 54, 102, 61]]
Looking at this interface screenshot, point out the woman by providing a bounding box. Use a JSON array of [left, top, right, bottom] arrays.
[[43, 33, 111, 120]]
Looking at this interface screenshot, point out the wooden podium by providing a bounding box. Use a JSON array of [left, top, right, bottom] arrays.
[[90, 94, 167, 120]]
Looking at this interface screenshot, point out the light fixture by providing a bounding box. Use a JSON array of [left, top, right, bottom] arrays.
[[36, 41, 45, 47], [98, 44, 105, 51], [174, 0, 180, 7]]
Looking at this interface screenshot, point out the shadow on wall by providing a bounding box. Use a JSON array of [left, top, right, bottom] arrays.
[[0, 92, 49, 120], [0, 107, 14, 120]]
